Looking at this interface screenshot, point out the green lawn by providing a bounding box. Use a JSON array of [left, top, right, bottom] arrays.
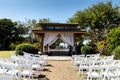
[[0, 51, 15, 58]]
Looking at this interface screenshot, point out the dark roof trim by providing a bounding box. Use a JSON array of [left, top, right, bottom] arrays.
[[32, 30, 86, 34], [39, 23, 79, 27]]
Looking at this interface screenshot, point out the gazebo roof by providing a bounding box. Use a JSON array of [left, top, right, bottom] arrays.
[[39, 23, 79, 27], [32, 23, 86, 35]]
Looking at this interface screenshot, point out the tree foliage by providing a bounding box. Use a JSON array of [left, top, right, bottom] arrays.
[[24, 18, 51, 43], [81, 45, 96, 55], [107, 27, 120, 52], [0, 18, 26, 50], [68, 2, 120, 42], [39, 18, 51, 23], [112, 46, 120, 60], [69, 2, 120, 28], [24, 19, 39, 43]]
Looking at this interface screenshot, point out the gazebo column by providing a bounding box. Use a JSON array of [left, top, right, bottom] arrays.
[[42, 33, 44, 54], [74, 33, 77, 47], [73, 33, 77, 55], [38, 33, 44, 54]]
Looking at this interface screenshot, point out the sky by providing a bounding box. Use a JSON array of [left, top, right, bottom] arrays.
[[0, 0, 119, 22]]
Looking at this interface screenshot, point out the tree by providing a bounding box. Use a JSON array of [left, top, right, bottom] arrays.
[[107, 27, 120, 53], [24, 18, 38, 43], [24, 18, 51, 43], [112, 46, 120, 59], [39, 18, 51, 23], [68, 2, 120, 42], [0, 18, 26, 50], [15, 21, 28, 42]]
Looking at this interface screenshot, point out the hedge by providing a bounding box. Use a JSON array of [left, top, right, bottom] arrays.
[[15, 43, 38, 55]]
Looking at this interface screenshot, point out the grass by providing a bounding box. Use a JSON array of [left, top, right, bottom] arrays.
[[0, 51, 15, 58]]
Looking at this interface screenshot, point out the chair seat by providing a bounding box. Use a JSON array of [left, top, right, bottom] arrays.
[[74, 61, 81, 66], [79, 66, 89, 70], [6, 70, 18, 76], [103, 72, 118, 78], [39, 61, 45, 65], [21, 70, 32, 76], [32, 65, 43, 70], [0, 75, 17, 80], [87, 72, 103, 78], [0, 68, 6, 74]]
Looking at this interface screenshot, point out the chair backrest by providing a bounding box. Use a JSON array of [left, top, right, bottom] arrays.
[[103, 55, 114, 60], [34, 54, 41, 57], [106, 66, 119, 72], [102, 59, 114, 67], [17, 58, 26, 64], [23, 51, 33, 58], [92, 60, 103, 66], [74, 56, 84, 61], [1, 62, 13, 70], [105, 65, 119, 77], [41, 55, 48, 60], [72, 55, 85, 60], [18, 64, 32, 76], [88, 66, 103, 76], [80, 60, 93, 68], [0, 75, 16, 80], [89, 66, 103, 72]]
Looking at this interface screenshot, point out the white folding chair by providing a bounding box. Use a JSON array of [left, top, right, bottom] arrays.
[[0, 75, 17, 80], [41, 55, 48, 65], [17, 64, 33, 80], [2, 63, 17, 76], [31, 57, 42, 78], [23, 51, 33, 60], [72, 55, 84, 63], [0, 61, 19, 80], [103, 66, 120, 80], [103, 55, 114, 60], [0, 59, 18, 76], [101, 59, 114, 69], [79, 60, 93, 77], [73, 56, 84, 69], [87, 66, 104, 80]]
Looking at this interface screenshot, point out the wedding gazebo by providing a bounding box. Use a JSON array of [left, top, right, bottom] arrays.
[[32, 23, 86, 55]]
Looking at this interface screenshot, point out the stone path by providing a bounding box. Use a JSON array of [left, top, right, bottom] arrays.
[[40, 60, 83, 80], [48, 56, 71, 60]]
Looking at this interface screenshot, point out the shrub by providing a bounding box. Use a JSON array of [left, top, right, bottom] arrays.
[[107, 27, 120, 53], [112, 46, 120, 60], [9, 43, 16, 50], [96, 41, 107, 51], [96, 41, 110, 55], [76, 40, 84, 54], [33, 43, 41, 50], [81, 45, 96, 55], [15, 43, 38, 55]]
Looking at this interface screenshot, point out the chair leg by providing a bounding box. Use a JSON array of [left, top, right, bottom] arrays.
[[87, 77, 89, 80], [87, 76, 90, 80]]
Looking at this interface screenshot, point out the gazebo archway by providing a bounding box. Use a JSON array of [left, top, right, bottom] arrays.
[[43, 33, 74, 52], [43, 33, 75, 56], [49, 38, 70, 56]]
